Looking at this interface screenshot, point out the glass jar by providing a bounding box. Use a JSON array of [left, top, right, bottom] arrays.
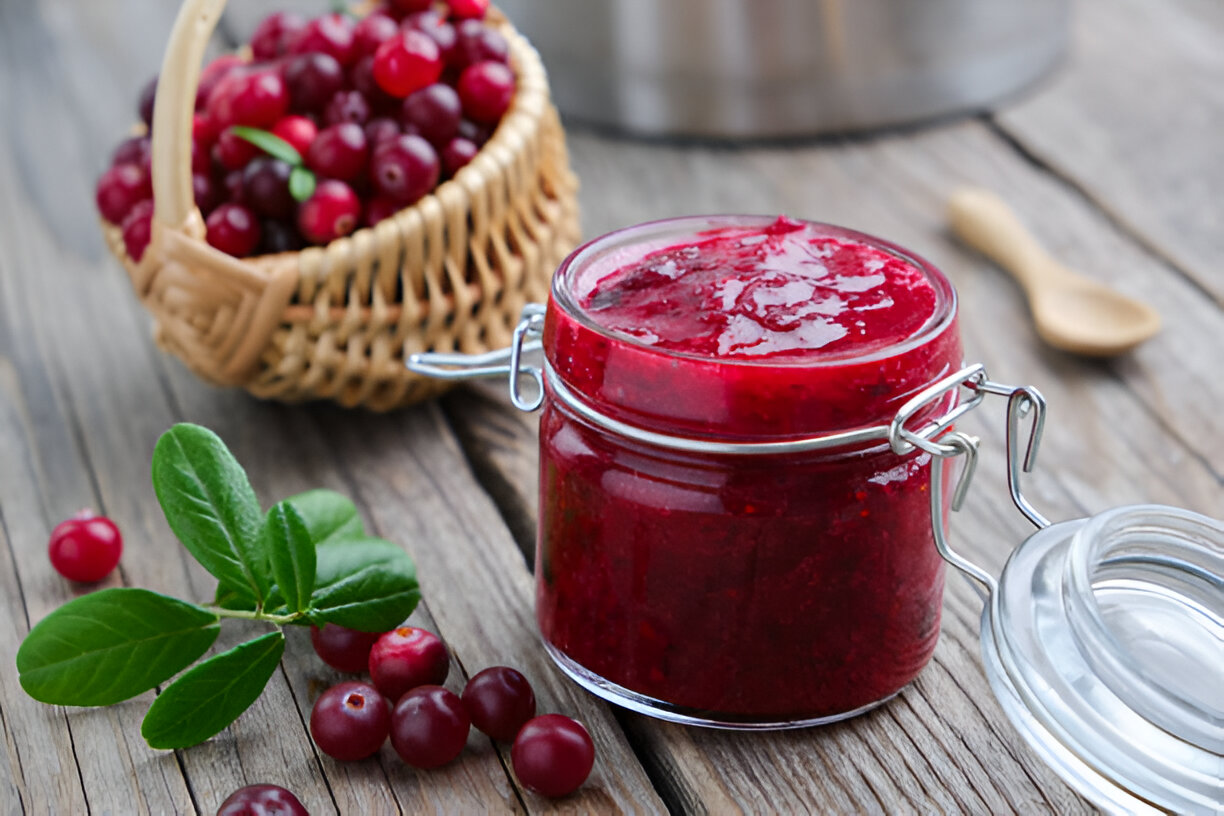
[[535, 215, 963, 727]]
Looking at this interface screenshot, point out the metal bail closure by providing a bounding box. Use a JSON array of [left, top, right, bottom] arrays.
[[405, 303, 547, 411]]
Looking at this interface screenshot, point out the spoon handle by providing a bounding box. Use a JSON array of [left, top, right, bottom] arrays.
[[946, 187, 1063, 293]]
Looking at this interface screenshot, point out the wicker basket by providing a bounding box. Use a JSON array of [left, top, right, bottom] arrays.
[[101, 0, 580, 410]]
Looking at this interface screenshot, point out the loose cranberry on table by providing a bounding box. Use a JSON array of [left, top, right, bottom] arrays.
[[458, 60, 514, 124], [284, 52, 346, 114], [297, 180, 362, 245], [216, 783, 308, 816], [206, 203, 261, 258], [48, 511, 123, 583], [368, 625, 449, 701], [96, 163, 151, 225], [122, 199, 155, 262], [370, 134, 439, 206], [511, 715, 595, 799], [390, 685, 470, 768], [310, 681, 391, 761], [310, 623, 382, 673], [287, 12, 357, 67], [372, 30, 443, 98], [462, 666, 536, 742], [307, 123, 369, 182], [250, 10, 305, 61]]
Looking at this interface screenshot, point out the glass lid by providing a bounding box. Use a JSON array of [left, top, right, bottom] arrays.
[[981, 504, 1224, 814]]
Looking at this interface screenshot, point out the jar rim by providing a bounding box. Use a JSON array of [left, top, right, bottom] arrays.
[[550, 214, 959, 369]]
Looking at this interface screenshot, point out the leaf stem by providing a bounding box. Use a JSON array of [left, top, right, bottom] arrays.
[[207, 607, 300, 625]]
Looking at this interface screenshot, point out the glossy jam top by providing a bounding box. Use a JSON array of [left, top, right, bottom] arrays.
[[579, 217, 938, 361], [546, 216, 961, 439]]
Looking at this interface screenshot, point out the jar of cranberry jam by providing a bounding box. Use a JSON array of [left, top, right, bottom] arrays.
[[535, 214, 962, 726]]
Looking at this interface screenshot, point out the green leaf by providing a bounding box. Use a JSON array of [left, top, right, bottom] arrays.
[[289, 166, 316, 203], [308, 538, 420, 632], [141, 631, 285, 750], [213, 581, 257, 611], [152, 424, 270, 603], [230, 125, 302, 166], [263, 502, 315, 614], [284, 489, 363, 546], [17, 588, 219, 707]]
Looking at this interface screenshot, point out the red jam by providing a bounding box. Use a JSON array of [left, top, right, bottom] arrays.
[[538, 216, 961, 722]]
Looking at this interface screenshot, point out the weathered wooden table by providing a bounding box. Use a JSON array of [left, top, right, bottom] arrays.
[[2, 0, 1221, 812]]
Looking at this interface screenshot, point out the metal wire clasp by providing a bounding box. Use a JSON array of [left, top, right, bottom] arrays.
[[405, 304, 547, 411]]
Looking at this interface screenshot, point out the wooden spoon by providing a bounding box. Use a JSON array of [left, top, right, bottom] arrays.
[[947, 187, 1160, 356]]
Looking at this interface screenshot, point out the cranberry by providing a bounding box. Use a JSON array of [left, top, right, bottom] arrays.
[[364, 116, 401, 148], [111, 135, 150, 169], [206, 203, 261, 257], [390, 685, 469, 768], [349, 55, 399, 113], [457, 117, 491, 146], [284, 52, 346, 113], [457, 60, 514, 124], [364, 195, 401, 227], [192, 172, 220, 215], [297, 180, 361, 244], [462, 667, 536, 742], [196, 54, 247, 112], [260, 220, 304, 255], [47, 511, 123, 583], [310, 681, 391, 761], [400, 83, 461, 146], [373, 31, 442, 98], [403, 11, 457, 65], [224, 170, 247, 205], [138, 76, 158, 128], [243, 158, 295, 219], [446, 0, 490, 20], [324, 90, 372, 127], [206, 69, 290, 130], [272, 115, 318, 157], [190, 134, 213, 174], [451, 19, 508, 71], [368, 626, 449, 701], [354, 12, 400, 57], [250, 11, 306, 61], [511, 715, 595, 799], [311, 623, 382, 673], [370, 134, 439, 205], [214, 127, 260, 171], [216, 784, 308, 816], [121, 200, 155, 262], [96, 163, 152, 225], [288, 13, 357, 67], [389, 0, 433, 14], [307, 123, 368, 181], [441, 136, 478, 176]]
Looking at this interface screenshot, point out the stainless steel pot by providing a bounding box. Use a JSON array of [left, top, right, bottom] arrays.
[[497, 0, 1069, 138]]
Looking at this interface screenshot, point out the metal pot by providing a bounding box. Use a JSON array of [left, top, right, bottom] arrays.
[[497, 0, 1069, 138]]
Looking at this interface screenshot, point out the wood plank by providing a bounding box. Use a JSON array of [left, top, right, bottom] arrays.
[[993, 0, 1224, 304]]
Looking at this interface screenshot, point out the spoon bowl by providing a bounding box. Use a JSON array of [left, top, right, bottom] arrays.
[[947, 187, 1161, 357]]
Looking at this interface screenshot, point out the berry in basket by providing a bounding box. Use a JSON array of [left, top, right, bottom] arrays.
[[97, 0, 514, 263]]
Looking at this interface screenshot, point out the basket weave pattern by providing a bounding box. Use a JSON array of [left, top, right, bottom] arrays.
[[102, 0, 579, 410]]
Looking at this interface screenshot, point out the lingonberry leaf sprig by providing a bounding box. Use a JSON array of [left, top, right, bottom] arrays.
[[15, 423, 420, 750]]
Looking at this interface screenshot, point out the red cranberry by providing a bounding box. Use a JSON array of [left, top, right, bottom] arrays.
[[260, 220, 304, 254], [310, 681, 391, 761], [96, 163, 152, 225], [373, 30, 442, 98], [111, 135, 150, 169], [390, 685, 469, 768], [284, 52, 346, 113], [192, 172, 220, 215], [224, 170, 247, 205], [190, 134, 213, 173], [324, 89, 372, 126], [206, 203, 261, 257], [364, 116, 401, 148], [214, 127, 260, 171], [138, 76, 158, 128], [47, 510, 123, 583], [354, 12, 400, 56], [368, 626, 449, 701], [297, 180, 361, 244], [441, 136, 478, 176], [250, 11, 306, 61], [451, 19, 508, 70], [511, 715, 595, 798], [364, 195, 401, 227], [121, 200, 155, 262], [192, 112, 218, 150], [389, 0, 433, 14], [307, 123, 368, 181], [311, 623, 382, 673], [243, 157, 295, 219], [458, 60, 514, 124], [272, 115, 318, 157], [370, 134, 439, 205], [349, 55, 399, 113], [206, 69, 290, 130], [196, 54, 247, 112], [403, 11, 457, 64], [462, 667, 536, 742], [288, 13, 357, 67], [217, 784, 307, 816], [446, 0, 490, 20], [457, 117, 491, 146], [400, 83, 461, 146]]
